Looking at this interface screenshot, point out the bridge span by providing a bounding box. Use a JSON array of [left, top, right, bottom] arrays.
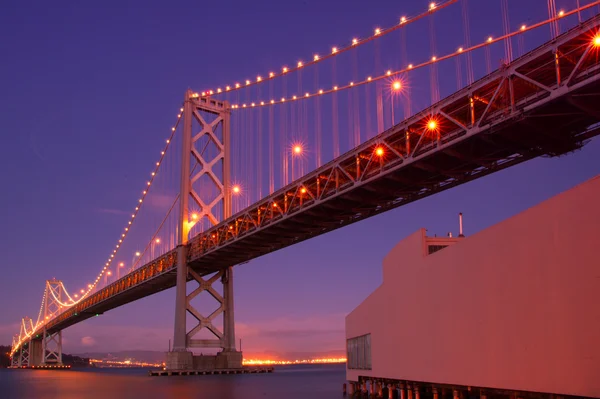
[[10, 10, 600, 371]]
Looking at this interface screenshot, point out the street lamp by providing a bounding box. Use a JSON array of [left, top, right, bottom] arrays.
[[291, 144, 303, 182], [117, 262, 125, 280], [391, 80, 402, 125], [105, 270, 112, 285], [151, 238, 160, 259]]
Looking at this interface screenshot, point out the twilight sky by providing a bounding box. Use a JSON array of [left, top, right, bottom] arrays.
[[1, 0, 599, 356]]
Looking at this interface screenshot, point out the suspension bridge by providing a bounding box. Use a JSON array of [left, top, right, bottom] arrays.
[[9, 0, 600, 370]]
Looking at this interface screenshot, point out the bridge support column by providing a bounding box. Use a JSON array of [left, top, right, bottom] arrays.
[[167, 90, 241, 371], [30, 339, 43, 366], [19, 341, 30, 367], [10, 352, 20, 367], [42, 330, 63, 365]]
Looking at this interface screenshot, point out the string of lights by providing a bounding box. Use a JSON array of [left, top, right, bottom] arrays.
[[129, 194, 180, 273], [36, 109, 184, 312], [11, 106, 185, 353], [207, 1, 599, 109], [197, 0, 457, 96]]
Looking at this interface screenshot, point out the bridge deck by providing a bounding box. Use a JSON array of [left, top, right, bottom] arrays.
[[27, 16, 600, 341]]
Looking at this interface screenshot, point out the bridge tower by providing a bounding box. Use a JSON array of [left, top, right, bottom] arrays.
[[17, 318, 32, 367], [166, 89, 241, 370], [41, 279, 64, 365], [10, 335, 20, 367]]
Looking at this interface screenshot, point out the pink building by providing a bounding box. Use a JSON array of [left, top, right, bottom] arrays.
[[346, 175, 600, 399]]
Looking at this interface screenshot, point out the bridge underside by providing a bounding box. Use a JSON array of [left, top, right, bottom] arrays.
[[16, 16, 600, 349], [189, 81, 600, 271]]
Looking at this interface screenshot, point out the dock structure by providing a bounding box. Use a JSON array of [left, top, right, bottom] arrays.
[[149, 366, 273, 377], [345, 175, 600, 399]]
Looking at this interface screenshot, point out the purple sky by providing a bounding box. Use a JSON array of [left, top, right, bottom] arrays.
[[1, 0, 599, 356]]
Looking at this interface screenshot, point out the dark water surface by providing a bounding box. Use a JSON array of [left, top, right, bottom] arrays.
[[0, 364, 346, 399]]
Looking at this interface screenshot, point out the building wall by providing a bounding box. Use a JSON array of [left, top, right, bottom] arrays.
[[346, 175, 600, 398]]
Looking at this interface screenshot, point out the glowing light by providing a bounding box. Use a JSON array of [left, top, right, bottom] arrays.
[[119, 262, 124, 267], [81, 289, 85, 294], [155, 238, 160, 244], [334, 86, 338, 90], [458, 47, 463, 53], [593, 35, 600, 47], [305, 93, 309, 97], [374, 28, 381, 35], [558, 10, 564, 17], [292, 96, 297, 100], [226, 86, 231, 91], [319, 89, 323, 94], [350, 82, 354, 86], [232, 185, 241, 194], [300, 188, 306, 194], [251, 102, 255, 107], [375, 146, 384, 156], [269, 72, 275, 78], [487, 36, 493, 42], [521, 24, 526, 31], [293, 144, 302, 155], [217, 88, 222, 93], [209, 90, 213, 95], [427, 119, 438, 130], [352, 38, 358, 45], [135, 252, 141, 257], [408, 64, 413, 69], [297, 61, 303, 67], [271, 100, 275, 104], [191, 213, 198, 220], [392, 81, 402, 91], [400, 16, 406, 23], [246, 80, 250, 85], [386, 70, 392, 76], [281, 97, 285, 102], [283, 66, 288, 73], [314, 54, 319, 61], [260, 101, 265, 105], [367, 76, 372, 81], [257, 76, 262, 82], [429, 2, 436, 10], [432, 56, 437, 61], [332, 47, 338, 54], [74, 294, 78, 298], [107, 271, 112, 276], [235, 83, 240, 88]]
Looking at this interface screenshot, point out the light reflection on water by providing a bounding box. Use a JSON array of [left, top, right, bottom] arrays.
[[0, 364, 346, 399]]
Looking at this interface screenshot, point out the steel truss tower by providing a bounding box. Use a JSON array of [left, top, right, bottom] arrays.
[[167, 89, 240, 370], [42, 279, 63, 365]]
